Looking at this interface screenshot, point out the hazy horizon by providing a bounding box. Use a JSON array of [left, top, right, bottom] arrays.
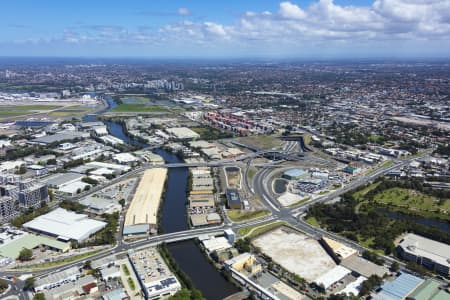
[[1, 0, 450, 59]]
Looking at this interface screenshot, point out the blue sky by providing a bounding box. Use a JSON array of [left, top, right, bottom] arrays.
[[1, 0, 449, 58]]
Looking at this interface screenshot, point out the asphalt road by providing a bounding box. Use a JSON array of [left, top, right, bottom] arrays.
[[1, 149, 432, 296]]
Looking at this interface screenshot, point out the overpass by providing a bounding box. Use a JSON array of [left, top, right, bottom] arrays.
[[279, 135, 311, 152]]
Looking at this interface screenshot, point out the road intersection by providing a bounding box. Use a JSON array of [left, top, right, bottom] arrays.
[[1, 148, 430, 299]]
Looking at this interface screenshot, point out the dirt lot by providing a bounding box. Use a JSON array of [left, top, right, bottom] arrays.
[[252, 227, 336, 282]]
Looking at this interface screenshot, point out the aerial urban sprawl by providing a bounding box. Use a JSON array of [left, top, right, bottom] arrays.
[[0, 1, 450, 300]]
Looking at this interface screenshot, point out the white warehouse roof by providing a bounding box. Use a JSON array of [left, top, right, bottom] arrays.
[[23, 208, 107, 242], [314, 265, 351, 290]]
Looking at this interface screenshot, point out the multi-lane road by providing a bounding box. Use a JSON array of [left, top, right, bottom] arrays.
[[0, 149, 432, 298]]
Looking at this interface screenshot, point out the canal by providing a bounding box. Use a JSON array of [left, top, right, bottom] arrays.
[[86, 97, 238, 299], [377, 208, 450, 234]]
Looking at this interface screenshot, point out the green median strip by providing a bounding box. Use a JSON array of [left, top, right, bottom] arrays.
[[13, 249, 103, 271], [238, 220, 288, 239]]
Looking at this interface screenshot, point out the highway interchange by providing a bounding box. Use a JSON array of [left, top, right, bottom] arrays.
[[0, 145, 431, 300]]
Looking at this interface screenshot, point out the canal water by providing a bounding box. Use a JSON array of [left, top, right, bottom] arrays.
[[377, 208, 450, 234], [86, 97, 238, 299], [168, 240, 239, 300]]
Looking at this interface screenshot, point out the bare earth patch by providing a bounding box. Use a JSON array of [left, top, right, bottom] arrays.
[[252, 227, 336, 281]]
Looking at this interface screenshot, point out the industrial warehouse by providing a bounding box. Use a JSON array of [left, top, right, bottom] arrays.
[[23, 208, 107, 242], [123, 168, 167, 236]]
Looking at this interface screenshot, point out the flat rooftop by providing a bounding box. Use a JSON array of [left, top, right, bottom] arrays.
[[399, 233, 450, 268], [129, 247, 180, 287], [341, 255, 387, 278], [0, 233, 70, 259], [124, 168, 167, 227], [23, 208, 107, 242]]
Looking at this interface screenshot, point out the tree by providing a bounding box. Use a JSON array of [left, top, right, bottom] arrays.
[[18, 248, 33, 261], [15, 165, 27, 175], [119, 199, 125, 207], [169, 288, 191, 300], [46, 158, 57, 165], [82, 177, 99, 185], [83, 260, 92, 270], [33, 293, 45, 300], [359, 275, 382, 297], [235, 238, 251, 253], [390, 261, 400, 273], [169, 288, 206, 300], [24, 277, 35, 290]]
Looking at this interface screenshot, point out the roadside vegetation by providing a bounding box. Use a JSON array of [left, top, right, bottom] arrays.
[[305, 179, 450, 255], [237, 221, 288, 239], [14, 249, 103, 270], [11, 204, 51, 227], [227, 209, 269, 222]]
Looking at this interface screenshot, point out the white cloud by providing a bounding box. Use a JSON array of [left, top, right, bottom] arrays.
[[279, 1, 307, 19], [8, 0, 450, 57]]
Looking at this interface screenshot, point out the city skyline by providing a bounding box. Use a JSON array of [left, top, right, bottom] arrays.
[[1, 0, 450, 59]]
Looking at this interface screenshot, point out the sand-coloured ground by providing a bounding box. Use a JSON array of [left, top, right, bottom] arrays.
[[252, 227, 336, 281], [125, 168, 167, 226]]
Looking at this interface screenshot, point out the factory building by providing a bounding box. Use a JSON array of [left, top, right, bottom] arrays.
[[398, 233, 450, 275], [373, 273, 423, 300], [23, 208, 107, 242], [282, 168, 307, 180]]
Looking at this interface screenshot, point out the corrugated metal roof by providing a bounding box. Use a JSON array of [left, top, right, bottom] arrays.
[[408, 279, 441, 300], [123, 224, 149, 235], [373, 273, 423, 300], [0, 233, 70, 258]]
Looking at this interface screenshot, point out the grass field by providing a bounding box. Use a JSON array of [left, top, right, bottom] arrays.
[[47, 105, 92, 117], [111, 103, 169, 113], [0, 105, 63, 118], [304, 216, 319, 227], [238, 221, 287, 238], [0, 111, 29, 117], [190, 126, 232, 140], [235, 135, 281, 150], [121, 96, 152, 103], [227, 209, 269, 222], [1, 105, 62, 111], [353, 182, 450, 220], [373, 187, 450, 212], [353, 182, 381, 201], [247, 167, 257, 183]]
